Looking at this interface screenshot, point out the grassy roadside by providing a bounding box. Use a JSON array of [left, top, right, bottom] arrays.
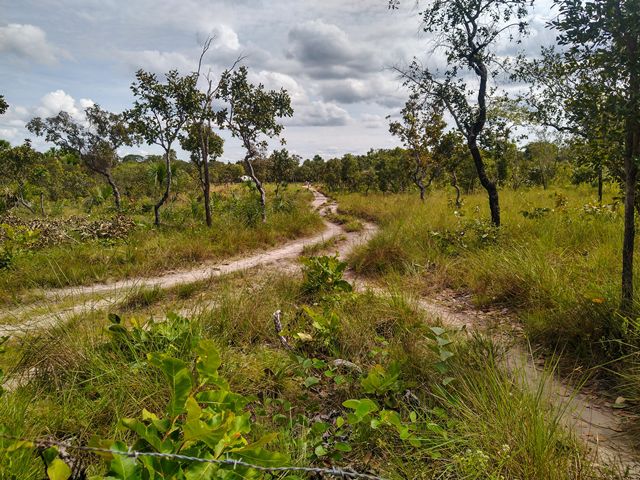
[[335, 185, 640, 407], [0, 186, 323, 306], [0, 260, 602, 479]]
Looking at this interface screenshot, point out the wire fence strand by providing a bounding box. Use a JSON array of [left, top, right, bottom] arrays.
[[1, 434, 387, 480]]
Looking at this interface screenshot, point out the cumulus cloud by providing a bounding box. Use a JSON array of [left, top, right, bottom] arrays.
[[35, 90, 94, 118], [250, 70, 306, 102], [319, 76, 406, 107], [290, 101, 351, 127], [286, 20, 381, 79], [0, 90, 95, 144], [212, 24, 240, 51], [0, 23, 68, 65]]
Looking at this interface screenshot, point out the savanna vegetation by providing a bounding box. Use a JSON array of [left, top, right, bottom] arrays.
[[1, 0, 639, 478]]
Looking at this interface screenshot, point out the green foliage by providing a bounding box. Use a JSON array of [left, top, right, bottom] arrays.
[[0, 94, 7, 115], [101, 341, 286, 479], [17, 341, 289, 479], [301, 255, 352, 297], [520, 207, 551, 219], [302, 305, 341, 353], [107, 312, 197, 360], [360, 362, 403, 397], [0, 223, 40, 269]]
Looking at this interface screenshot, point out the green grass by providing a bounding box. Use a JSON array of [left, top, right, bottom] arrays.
[[337, 184, 640, 406], [0, 267, 602, 479], [0, 186, 323, 306]]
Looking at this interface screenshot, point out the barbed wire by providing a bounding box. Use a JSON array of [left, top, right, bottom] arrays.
[[0, 434, 387, 480]]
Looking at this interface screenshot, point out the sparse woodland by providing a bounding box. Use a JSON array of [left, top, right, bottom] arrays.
[[1, 1, 640, 479]]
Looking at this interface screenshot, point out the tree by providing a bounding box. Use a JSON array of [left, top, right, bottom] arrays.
[[181, 123, 224, 225], [269, 149, 299, 197], [127, 70, 199, 226], [528, 0, 639, 310], [0, 95, 8, 115], [392, 0, 530, 225], [389, 93, 446, 201], [0, 140, 43, 213], [27, 105, 130, 210], [216, 66, 293, 222], [521, 52, 623, 203], [522, 139, 560, 190], [435, 131, 468, 208]]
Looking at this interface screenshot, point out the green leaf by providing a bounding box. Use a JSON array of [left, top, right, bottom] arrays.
[[439, 349, 454, 362], [148, 353, 192, 417], [303, 376, 320, 388], [343, 398, 379, 421], [196, 340, 222, 386], [120, 418, 163, 451], [314, 445, 327, 457], [430, 326, 446, 336], [184, 462, 218, 480], [47, 458, 71, 480], [108, 313, 122, 325], [334, 442, 352, 452], [442, 377, 455, 386], [109, 455, 141, 480]]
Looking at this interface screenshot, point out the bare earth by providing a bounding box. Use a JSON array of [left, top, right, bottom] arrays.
[[1, 188, 637, 475]]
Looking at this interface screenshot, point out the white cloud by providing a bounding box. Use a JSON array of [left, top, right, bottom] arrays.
[[120, 50, 195, 73], [290, 101, 351, 127], [212, 24, 240, 51], [0, 23, 68, 65], [35, 90, 93, 119], [250, 70, 306, 102]]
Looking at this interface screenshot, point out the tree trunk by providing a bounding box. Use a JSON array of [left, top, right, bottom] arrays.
[[621, 148, 637, 311], [245, 155, 267, 223], [621, 28, 640, 311], [203, 158, 212, 228], [597, 164, 603, 205], [469, 140, 500, 226], [417, 180, 426, 201], [154, 149, 172, 227], [104, 171, 121, 211], [39, 192, 46, 216], [451, 171, 461, 209]]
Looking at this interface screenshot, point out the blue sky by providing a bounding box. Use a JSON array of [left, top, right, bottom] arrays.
[[0, 0, 556, 161]]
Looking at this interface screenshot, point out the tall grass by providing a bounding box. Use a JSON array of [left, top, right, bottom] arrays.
[[0, 270, 602, 478], [0, 186, 323, 305], [338, 185, 640, 404]]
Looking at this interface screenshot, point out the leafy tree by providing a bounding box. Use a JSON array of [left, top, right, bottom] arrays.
[[435, 131, 468, 208], [522, 139, 560, 190], [528, 0, 639, 309], [0, 95, 7, 115], [179, 38, 235, 227], [521, 53, 623, 202], [0, 140, 43, 213], [389, 93, 446, 201], [392, 0, 530, 225], [216, 66, 293, 222], [181, 123, 224, 225], [298, 155, 325, 183], [127, 70, 199, 225], [27, 105, 130, 210], [269, 149, 299, 197]]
